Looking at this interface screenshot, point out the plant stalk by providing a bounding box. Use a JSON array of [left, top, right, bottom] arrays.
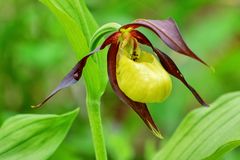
[[86, 93, 107, 160]]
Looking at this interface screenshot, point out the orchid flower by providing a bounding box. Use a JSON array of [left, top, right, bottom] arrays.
[[33, 18, 208, 138]]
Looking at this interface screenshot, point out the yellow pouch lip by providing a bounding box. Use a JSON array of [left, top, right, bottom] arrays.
[[116, 51, 172, 103]]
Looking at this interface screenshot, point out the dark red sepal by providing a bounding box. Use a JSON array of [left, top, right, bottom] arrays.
[[131, 30, 208, 106], [107, 42, 163, 138], [153, 48, 208, 106], [130, 30, 153, 47], [123, 18, 208, 66], [32, 32, 120, 108], [100, 32, 121, 49], [32, 47, 100, 108]]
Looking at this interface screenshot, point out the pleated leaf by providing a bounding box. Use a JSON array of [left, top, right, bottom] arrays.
[[0, 108, 79, 160], [154, 92, 240, 160]]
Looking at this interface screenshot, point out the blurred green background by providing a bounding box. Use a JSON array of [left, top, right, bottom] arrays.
[[0, 0, 240, 159]]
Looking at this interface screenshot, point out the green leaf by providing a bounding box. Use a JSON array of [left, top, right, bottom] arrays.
[[154, 92, 240, 160], [0, 108, 79, 160], [39, 0, 108, 98], [39, 1, 108, 159], [39, 0, 89, 56]]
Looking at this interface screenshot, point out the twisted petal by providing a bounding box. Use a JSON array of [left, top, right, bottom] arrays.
[[32, 48, 98, 108], [131, 30, 208, 106], [107, 42, 163, 138], [154, 48, 208, 106], [33, 32, 120, 108], [122, 18, 208, 66]]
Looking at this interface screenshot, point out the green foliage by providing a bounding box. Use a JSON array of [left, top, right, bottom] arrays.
[[38, 1, 114, 159], [39, 0, 107, 98], [154, 92, 240, 160], [1, 0, 240, 159], [90, 22, 121, 50], [0, 108, 79, 160]]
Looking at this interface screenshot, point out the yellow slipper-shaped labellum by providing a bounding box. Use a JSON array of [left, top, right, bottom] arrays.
[[116, 50, 172, 103]]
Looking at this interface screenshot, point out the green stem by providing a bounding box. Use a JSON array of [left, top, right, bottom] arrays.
[[86, 93, 107, 160]]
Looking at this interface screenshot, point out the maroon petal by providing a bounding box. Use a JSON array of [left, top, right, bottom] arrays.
[[33, 32, 122, 108], [131, 30, 208, 106], [154, 48, 208, 106], [32, 47, 100, 108], [123, 18, 208, 66], [100, 31, 121, 49], [107, 42, 163, 138], [130, 30, 153, 47]]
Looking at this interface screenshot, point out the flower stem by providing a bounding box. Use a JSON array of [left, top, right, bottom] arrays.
[[86, 93, 107, 160]]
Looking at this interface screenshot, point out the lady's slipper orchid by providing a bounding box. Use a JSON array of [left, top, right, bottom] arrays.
[[34, 18, 208, 138]]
